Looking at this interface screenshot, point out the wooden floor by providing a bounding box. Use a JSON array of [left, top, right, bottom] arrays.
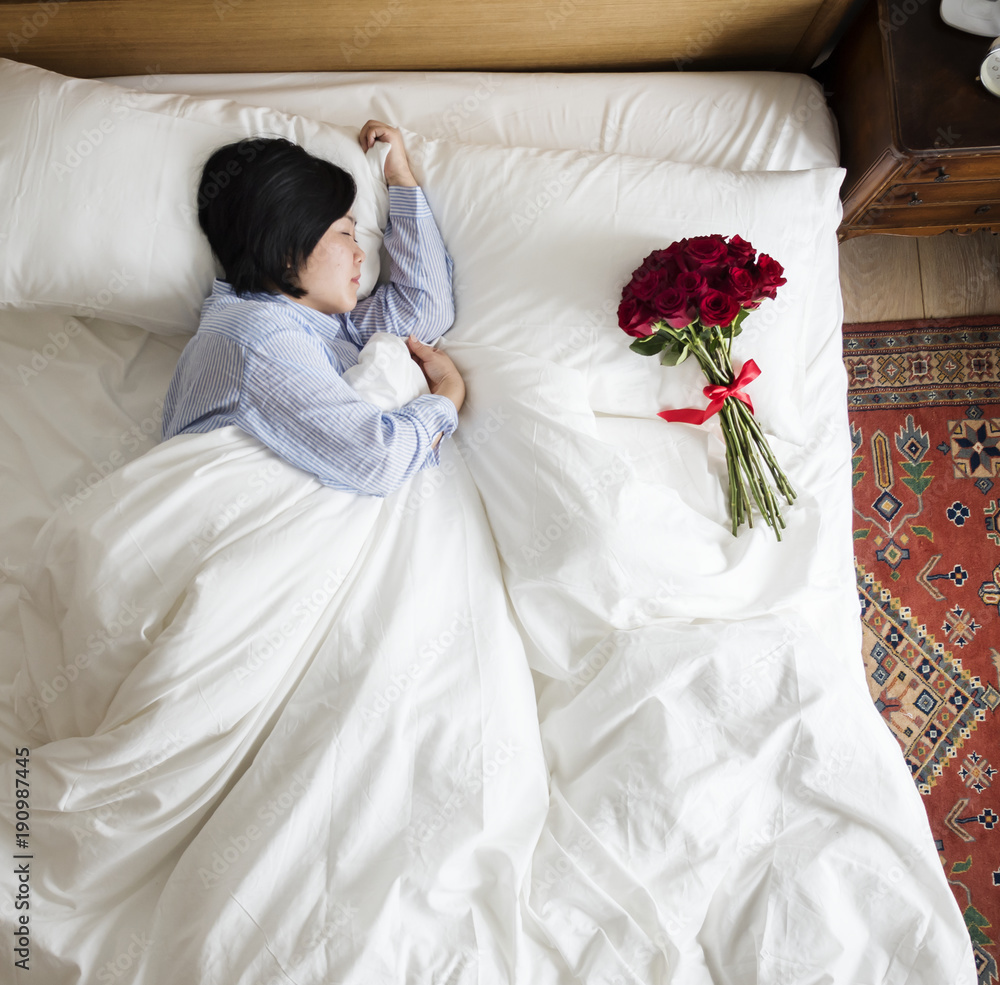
[[839, 231, 1000, 323]]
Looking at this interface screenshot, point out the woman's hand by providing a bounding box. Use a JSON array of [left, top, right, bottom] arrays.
[[359, 120, 417, 187], [407, 336, 465, 414]]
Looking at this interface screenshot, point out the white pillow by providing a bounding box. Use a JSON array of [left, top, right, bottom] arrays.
[[0, 58, 388, 335], [401, 130, 844, 438]]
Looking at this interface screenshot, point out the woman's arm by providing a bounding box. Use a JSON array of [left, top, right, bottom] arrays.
[[345, 122, 455, 347], [240, 328, 458, 496]]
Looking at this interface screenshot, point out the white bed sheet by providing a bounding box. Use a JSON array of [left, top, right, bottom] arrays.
[[0, 70, 976, 984]]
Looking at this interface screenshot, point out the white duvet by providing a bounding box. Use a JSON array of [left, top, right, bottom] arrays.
[[1, 332, 974, 983]]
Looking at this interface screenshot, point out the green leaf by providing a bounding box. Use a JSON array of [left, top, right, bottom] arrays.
[[853, 528, 870, 540], [730, 308, 750, 337], [951, 856, 973, 874], [629, 334, 667, 356], [911, 526, 934, 541], [661, 344, 689, 367]]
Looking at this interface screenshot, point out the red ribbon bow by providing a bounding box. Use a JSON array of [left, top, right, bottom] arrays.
[[657, 359, 761, 425]]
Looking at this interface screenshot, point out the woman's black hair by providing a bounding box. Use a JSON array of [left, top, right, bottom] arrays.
[[196, 136, 357, 299]]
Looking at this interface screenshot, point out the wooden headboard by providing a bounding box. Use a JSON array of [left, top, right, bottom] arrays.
[[0, 0, 855, 77]]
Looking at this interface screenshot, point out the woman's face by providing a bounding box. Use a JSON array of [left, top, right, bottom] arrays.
[[287, 211, 365, 315]]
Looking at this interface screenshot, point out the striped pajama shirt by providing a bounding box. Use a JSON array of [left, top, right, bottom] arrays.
[[162, 185, 458, 497]]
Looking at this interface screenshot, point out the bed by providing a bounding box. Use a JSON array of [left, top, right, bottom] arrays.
[[0, 2, 979, 982]]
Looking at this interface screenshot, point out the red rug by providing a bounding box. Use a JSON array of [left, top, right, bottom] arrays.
[[845, 315, 1000, 983]]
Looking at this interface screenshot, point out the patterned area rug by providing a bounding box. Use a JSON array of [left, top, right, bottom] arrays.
[[845, 315, 1000, 983]]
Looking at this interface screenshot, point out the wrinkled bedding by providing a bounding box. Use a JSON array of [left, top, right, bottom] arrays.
[[1, 332, 975, 983], [0, 68, 977, 984]]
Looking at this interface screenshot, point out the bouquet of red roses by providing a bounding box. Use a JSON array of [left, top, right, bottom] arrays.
[[618, 233, 795, 538]]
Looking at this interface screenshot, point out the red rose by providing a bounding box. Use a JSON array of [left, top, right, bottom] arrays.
[[620, 237, 784, 342], [675, 271, 707, 297], [661, 253, 687, 279], [751, 253, 786, 301], [651, 242, 685, 264], [683, 235, 727, 267], [653, 286, 696, 329], [618, 295, 657, 338], [702, 265, 729, 292], [630, 268, 661, 301], [721, 267, 755, 304], [698, 289, 741, 327], [637, 245, 680, 278], [725, 234, 756, 265]]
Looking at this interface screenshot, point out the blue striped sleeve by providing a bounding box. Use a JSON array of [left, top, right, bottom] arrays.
[[237, 328, 457, 496], [345, 185, 455, 347], [162, 331, 243, 436]]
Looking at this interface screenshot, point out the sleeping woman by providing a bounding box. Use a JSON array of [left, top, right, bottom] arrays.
[[161, 120, 465, 496]]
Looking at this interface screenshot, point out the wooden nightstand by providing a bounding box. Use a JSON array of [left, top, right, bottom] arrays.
[[826, 0, 1000, 238]]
